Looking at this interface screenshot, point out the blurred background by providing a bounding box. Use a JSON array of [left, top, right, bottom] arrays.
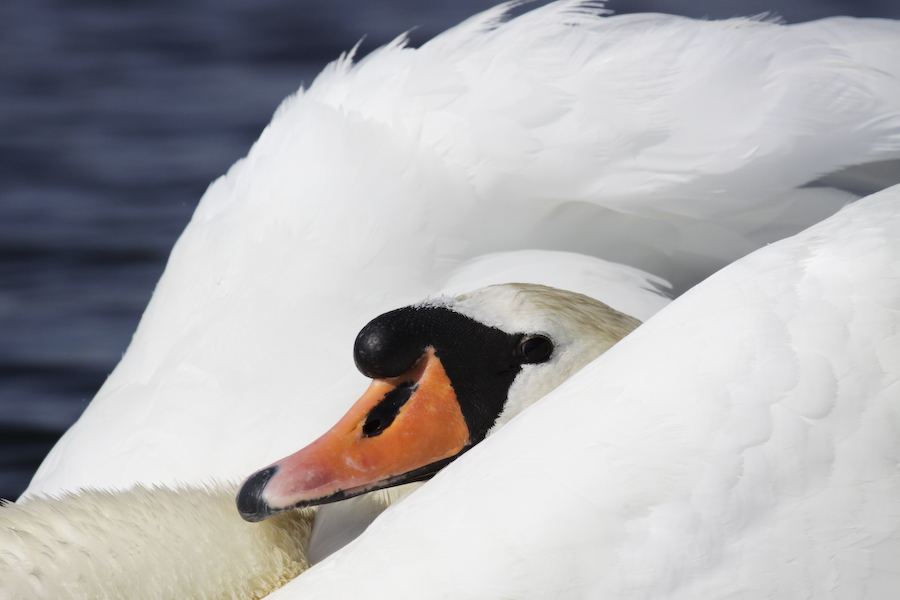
[[2, 0, 899, 502]]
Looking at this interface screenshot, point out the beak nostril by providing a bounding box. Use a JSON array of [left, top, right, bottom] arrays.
[[361, 382, 418, 438], [362, 418, 384, 436]]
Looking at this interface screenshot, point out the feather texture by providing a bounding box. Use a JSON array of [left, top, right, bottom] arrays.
[[13, 2, 900, 598], [0, 486, 313, 600], [25, 2, 900, 500], [276, 179, 900, 600]]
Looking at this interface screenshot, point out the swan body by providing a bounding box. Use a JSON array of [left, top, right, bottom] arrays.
[[10, 1, 900, 598]]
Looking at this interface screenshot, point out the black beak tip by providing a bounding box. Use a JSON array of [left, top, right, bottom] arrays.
[[236, 465, 279, 522]]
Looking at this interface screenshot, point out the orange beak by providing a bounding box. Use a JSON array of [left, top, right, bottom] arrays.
[[237, 347, 470, 521]]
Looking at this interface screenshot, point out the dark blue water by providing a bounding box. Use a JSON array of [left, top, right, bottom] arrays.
[[2, 0, 898, 503]]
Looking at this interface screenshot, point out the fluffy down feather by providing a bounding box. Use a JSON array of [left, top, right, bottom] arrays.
[[0, 486, 313, 600]]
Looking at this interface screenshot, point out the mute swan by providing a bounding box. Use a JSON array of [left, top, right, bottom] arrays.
[[11, 185, 891, 599], [1, 283, 644, 599], [23, 0, 900, 501], [9, 0, 900, 598]]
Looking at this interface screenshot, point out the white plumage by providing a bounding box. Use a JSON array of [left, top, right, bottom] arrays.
[[1, 486, 312, 600], [13, 1, 900, 598], [279, 182, 900, 599]]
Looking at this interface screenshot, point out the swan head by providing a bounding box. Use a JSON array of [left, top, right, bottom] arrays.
[[237, 283, 640, 522]]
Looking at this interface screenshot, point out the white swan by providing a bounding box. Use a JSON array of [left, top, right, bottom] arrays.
[[0, 282, 646, 599], [24, 0, 900, 500], [9, 1, 900, 597], [9, 186, 895, 599]]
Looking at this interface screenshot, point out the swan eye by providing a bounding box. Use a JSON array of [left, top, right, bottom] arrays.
[[516, 336, 553, 364]]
